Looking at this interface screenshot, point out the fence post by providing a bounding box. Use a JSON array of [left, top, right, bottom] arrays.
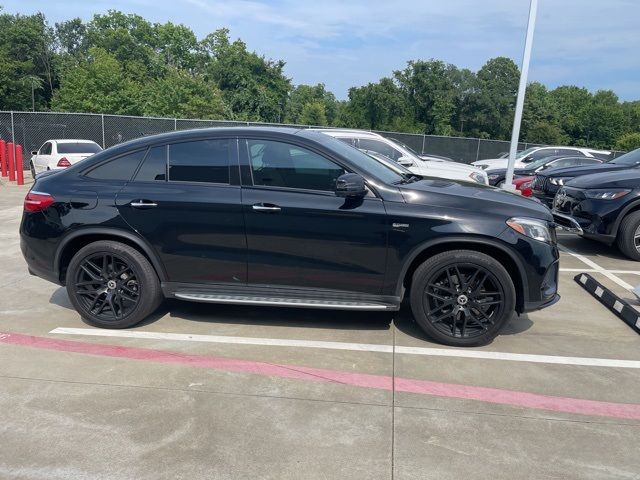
[[15, 144, 24, 185], [0, 140, 6, 177], [174, 118, 177, 130], [101, 114, 106, 148], [475, 138, 481, 162], [421, 135, 426, 155]]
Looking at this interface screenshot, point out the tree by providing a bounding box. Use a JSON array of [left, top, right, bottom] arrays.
[[285, 84, 338, 125], [142, 69, 230, 119], [467, 57, 519, 139], [395, 60, 460, 135], [615, 132, 640, 152], [202, 29, 291, 122], [298, 102, 327, 126], [51, 47, 142, 115]]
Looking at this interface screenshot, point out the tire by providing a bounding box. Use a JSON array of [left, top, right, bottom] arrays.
[[616, 211, 640, 261], [30, 161, 36, 179], [497, 180, 505, 188], [66, 240, 163, 328], [409, 250, 516, 347]]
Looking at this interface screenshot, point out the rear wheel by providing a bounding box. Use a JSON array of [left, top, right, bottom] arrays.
[[409, 250, 515, 347], [616, 211, 640, 261], [66, 241, 162, 328]]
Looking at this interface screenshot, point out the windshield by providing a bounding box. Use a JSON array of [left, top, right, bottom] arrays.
[[359, 149, 413, 175], [609, 148, 640, 166], [514, 147, 538, 159], [320, 135, 405, 184], [525, 157, 554, 170], [58, 142, 102, 154], [390, 138, 422, 157]]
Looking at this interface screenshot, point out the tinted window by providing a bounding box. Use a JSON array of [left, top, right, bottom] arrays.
[[135, 146, 167, 181], [550, 159, 577, 168], [610, 148, 640, 166], [529, 149, 555, 161], [358, 138, 402, 160], [169, 139, 230, 184], [85, 150, 145, 181], [57, 143, 102, 154], [41, 143, 52, 155], [576, 158, 601, 166], [248, 140, 346, 191], [336, 137, 357, 147]]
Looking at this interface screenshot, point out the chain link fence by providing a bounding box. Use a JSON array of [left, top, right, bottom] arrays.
[[0, 110, 618, 169]]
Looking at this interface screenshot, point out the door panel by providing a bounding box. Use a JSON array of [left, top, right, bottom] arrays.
[[241, 138, 388, 294], [116, 139, 246, 285]]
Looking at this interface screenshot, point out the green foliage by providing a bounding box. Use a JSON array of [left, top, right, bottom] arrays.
[[0, 8, 638, 149], [615, 132, 640, 152]]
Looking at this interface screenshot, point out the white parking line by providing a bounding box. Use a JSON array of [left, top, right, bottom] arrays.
[[558, 244, 634, 290], [559, 268, 640, 274], [50, 327, 640, 369]]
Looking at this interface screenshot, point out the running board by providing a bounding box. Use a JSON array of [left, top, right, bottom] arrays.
[[173, 292, 395, 310]]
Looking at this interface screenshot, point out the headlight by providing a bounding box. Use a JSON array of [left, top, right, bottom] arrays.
[[506, 217, 554, 243], [488, 174, 500, 181], [520, 181, 533, 189], [549, 177, 573, 186], [469, 172, 486, 184], [584, 189, 631, 200]]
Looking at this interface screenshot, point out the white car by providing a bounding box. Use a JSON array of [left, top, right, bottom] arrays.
[[30, 139, 103, 177], [313, 129, 488, 185], [472, 146, 610, 171]]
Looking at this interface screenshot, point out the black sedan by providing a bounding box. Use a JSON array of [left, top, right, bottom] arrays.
[[486, 156, 603, 187], [552, 165, 640, 260], [533, 148, 640, 207]]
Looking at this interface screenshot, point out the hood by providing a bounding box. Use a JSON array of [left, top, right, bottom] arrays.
[[536, 162, 626, 178], [410, 160, 485, 183], [566, 169, 640, 189], [398, 177, 552, 221]]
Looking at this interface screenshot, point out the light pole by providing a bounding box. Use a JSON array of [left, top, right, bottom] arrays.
[[503, 0, 538, 191]]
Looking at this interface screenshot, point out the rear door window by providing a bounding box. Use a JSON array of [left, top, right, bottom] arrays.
[[168, 139, 231, 184], [135, 146, 167, 181], [85, 150, 145, 181]]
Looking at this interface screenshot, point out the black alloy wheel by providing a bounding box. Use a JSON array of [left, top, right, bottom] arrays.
[[410, 250, 515, 347], [66, 240, 163, 328], [422, 263, 505, 339], [74, 253, 140, 321]]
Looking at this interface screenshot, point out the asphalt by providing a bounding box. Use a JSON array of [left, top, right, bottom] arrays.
[[1, 175, 639, 480]]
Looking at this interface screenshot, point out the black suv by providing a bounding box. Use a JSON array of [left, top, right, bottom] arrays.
[[552, 165, 640, 261], [20, 128, 559, 347], [532, 149, 640, 207]]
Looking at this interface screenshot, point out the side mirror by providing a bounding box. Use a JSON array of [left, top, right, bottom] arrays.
[[522, 155, 533, 163], [31, 150, 38, 156], [335, 173, 367, 198], [397, 156, 414, 167]]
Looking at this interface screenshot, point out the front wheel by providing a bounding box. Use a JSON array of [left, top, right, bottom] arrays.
[[410, 250, 516, 347], [30, 161, 36, 179], [66, 240, 163, 328], [616, 211, 640, 261]]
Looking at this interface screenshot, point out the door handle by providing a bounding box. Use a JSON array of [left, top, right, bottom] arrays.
[[252, 203, 281, 212], [130, 200, 158, 208]]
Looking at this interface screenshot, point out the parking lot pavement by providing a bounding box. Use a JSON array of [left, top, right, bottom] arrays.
[[1, 181, 640, 479]]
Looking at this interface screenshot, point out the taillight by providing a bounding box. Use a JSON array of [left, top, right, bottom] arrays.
[[57, 157, 71, 167], [24, 191, 55, 212]]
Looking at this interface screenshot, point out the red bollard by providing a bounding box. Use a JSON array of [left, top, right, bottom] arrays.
[[0, 140, 6, 177], [16, 145, 24, 185], [7, 142, 15, 182]]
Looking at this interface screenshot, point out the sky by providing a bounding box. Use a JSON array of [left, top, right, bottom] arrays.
[[6, 0, 640, 100]]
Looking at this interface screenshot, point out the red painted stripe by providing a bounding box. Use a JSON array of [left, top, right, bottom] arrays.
[[2, 331, 639, 420]]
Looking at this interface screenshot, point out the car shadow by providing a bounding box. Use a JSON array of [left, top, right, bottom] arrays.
[[49, 288, 531, 341], [49, 287, 393, 332]]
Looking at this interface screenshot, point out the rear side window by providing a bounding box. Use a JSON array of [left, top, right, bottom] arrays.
[[135, 146, 167, 181], [557, 148, 583, 156], [168, 139, 230, 184], [85, 150, 145, 181]]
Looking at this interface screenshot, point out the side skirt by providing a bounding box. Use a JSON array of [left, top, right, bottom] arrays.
[[162, 282, 401, 311]]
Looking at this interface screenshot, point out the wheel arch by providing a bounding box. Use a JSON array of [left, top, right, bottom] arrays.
[[55, 228, 167, 285], [611, 199, 640, 236], [396, 237, 528, 312]]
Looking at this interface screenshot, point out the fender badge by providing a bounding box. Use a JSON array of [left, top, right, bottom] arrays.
[[392, 223, 410, 228]]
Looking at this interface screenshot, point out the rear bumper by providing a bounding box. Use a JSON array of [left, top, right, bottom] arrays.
[[21, 236, 62, 285], [523, 293, 560, 313]]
